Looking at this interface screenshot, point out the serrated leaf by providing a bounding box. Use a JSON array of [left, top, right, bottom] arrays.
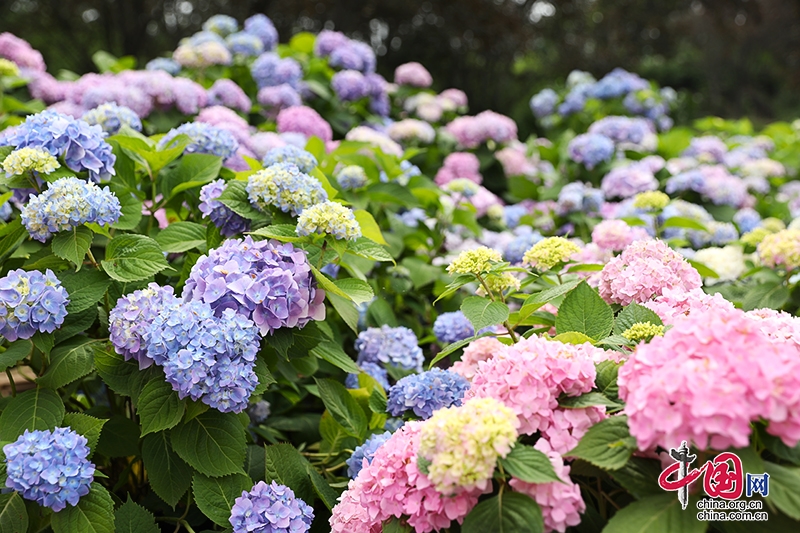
[[611, 457, 665, 499], [333, 278, 374, 305], [0, 387, 65, 441], [62, 413, 107, 457], [193, 472, 253, 527], [551, 331, 595, 345], [50, 483, 115, 533], [102, 234, 170, 282], [349, 237, 394, 262], [353, 209, 388, 245], [0, 492, 27, 533], [51, 226, 93, 269], [559, 391, 622, 410], [141, 432, 192, 507], [114, 498, 159, 533], [111, 190, 143, 230], [138, 379, 185, 436], [310, 341, 360, 374], [316, 378, 367, 438], [263, 443, 316, 504], [499, 444, 561, 484], [37, 338, 98, 389], [764, 461, 800, 520], [306, 463, 340, 510], [368, 386, 388, 413], [462, 491, 544, 533], [613, 303, 664, 336], [165, 153, 223, 197], [566, 415, 636, 470], [555, 281, 614, 340], [515, 280, 580, 325], [601, 493, 707, 533], [461, 296, 510, 332], [661, 216, 709, 231], [217, 180, 264, 220], [0, 340, 32, 372], [155, 221, 207, 253], [687, 259, 719, 279], [57, 269, 111, 314], [171, 411, 246, 477], [0, 219, 27, 263], [596, 360, 622, 401], [250, 224, 304, 242], [328, 292, 360, 333], [742, 281, 790, 311], [93, 344, 141, 397], [95, 415, 140, 458]]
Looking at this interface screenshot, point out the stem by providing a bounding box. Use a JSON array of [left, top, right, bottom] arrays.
[[475, 274, 495, 301], [316, 240, 328, 270], [503, 320, 519, 343], [5, 368, 16, 397], [86, 248, 100, 270], [180, 521, 196, 533]]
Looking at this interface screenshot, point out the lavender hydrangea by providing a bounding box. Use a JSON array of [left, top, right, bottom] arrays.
[[247, 163, 327, 215], [257, 84, 301, 117], [0, 268, 68, 341], [248, 399, 272, 424], [568, 133, 615, 169], [251, 52, 302, 90], [433, 311, 474, 344], [199, 180, 251, 237], [109, 283, 178, 369], [504, 228, 544, 264], [503, 204, 529, 229], [336, 165, 368, 190], [262, 145, 317, 173], [734, 208, 762, 233], [182, 237, 326, 336], [226, 32, 264, 56], [21, 177, 121, 242], [396, 207, 428, 228], [0, 110, 116, 181], [4, 428, 95, 512], [146, 57, 181, 75], [229, 481, 314, 533], [355, 325, 424, 372], [244, 14, 278, 51], [81, 102, 142, 134], [158, 122, 239, 159], [203, 14, 238, 36], [331, 69, 370, 102], [207, 79, 251, 113], [345, 362, 390, 390], [529, 88, 559, 118], [346, 431, 392, 478], [387, 368, 470, 419]]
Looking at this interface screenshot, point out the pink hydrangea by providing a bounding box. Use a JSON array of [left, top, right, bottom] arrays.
[[597, 239, 701, 305], [619, 306, 800, 451], [330, 480, 382, 533], [435, 152, 482, 186], [438, 88, 468, 108], [643, 287, 735, 325], [451, 337, 504, 381], [495, 145, 537, 178], [591, 219, 635, 251], [276, 105, 333, 143], [394, 62, 433, 87], [745, 308, 800, 349], [206, 78, 251, 113], [468, 186, 503, 218], [510, 440, 585, 533], [445, 111, 517, 149], [196, 106, 252, 144], [0, 33, 46, 71], [542, 405, 607, 455], [26, 71, 67, 103]]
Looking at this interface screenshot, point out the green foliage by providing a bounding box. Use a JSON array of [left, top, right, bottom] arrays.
[[462, 492, 544, 533], [555, 281, 614, 340], [567, 416, 637, 470]]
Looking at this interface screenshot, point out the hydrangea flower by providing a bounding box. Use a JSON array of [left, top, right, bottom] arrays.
[[109, 283, 178, 369], [597, 239, 702, 305], [226, 32, 264, 56], [296, 201, 361, 240], [588, 116, 657, 151], [632, 190, 670, 210], [257, 84, 301, 117], [346, 431, 392, 478], [199, 179, 251, 237], [21, 177, 121, 242], [262, 145, 317, 173], [0, 32, 46, 71], [418, 397, 518, 494], [251, 52, 302, 89], [183, 237, 325, 336], [4, 428, 95, 512], [332, 69, 370, 102], [567, 133, 615, 169], [621, 321, 665, 342], [276, 106, 333, 143], [203, 14, 238, 36], [433, 311, 475, 345], [355, 325, 424, 372], [230, 481, 313, 533], [207, 79, 251, 113], [0, 57, 20, 76], [758, 229, 800, 270], [145, 57, 181, 74], [504, 228, 544, 264], [394, 62, 433, 87], [733, 207, 762, 233], [158, 122, 239, 159], [247, 399, 272, 424], [345, 361, 390, 390], [0, 110, 115, 181], [387, 119, 436, 145], [445, 111, 518, 149], [523, 236, 581, 270], [0, 268, 68, 341], [173, 41, 232, 68], [247, 163, 327, 215], [81, 103, 142, 134], [643, 287, 735, 325], [530, 88, 559, 118], [387, 368, 469, 419], [592, 219, 636, 251], [336, 165, 368, 190], [2, 147, 59, 176], [447, 246, 502, 275], [244, 14, 279, 50], [601, 162, 659, 199], [450, 337, 504, 381]]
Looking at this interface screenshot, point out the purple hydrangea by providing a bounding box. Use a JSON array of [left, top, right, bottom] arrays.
[[199, 179, 251, 237], [182, 237, 326, 336], [230, 481, 313, 533], [683, 136, 727, 163], [146, 57, 181, 75], [665, 169, 705, 194], [734, 208, 762, 233], [567, 133, 615, 169], [601, 162, 659, 199], [329, 41, 376, 73], [147, 301, 260, 413], [346, 431, 392, 478], [251, 52, 302, 90], [387, 368, 470, 419], [244, 14, 279, 51], [433, 311, 474, 344], [262, 145, 317, 173], [529, 88, 559, 118], [558, 84, 592, 116], [109, 283, 178, 369], [257, 84, 302, 117], [0, 268, 68, 341], [81, 102, 142, 134], [331, 69, 370, 102], [314, 30, 350, 57], [355, 325, 424, 372], [0, 110, 116, 181], [226, 32, 264, 56], [207, 79, 251, 114], [4, 428, 95, 512], [247, 399, 271, 424], [345, 362, 390, 391], [588, 116, 656, 151], [588, 68, 649, 99], [158, 122, 239, 159]]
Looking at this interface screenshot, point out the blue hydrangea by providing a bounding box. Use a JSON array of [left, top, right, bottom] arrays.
[[226, 32, 264, 56], [688, 221, 739, 249], [146, 57, 181, 75], [21, 177, 121, 242], [0, 110, 116, 181], [0, 199, 12, 221], [186, 30, 227, 47], [109, 283, 178, 369], [251, 52, 302, 90], [0, 268, 68, 341], [3, 428, 95, 512], [199, 179, 251, 237], [589, 68, 649, 99], [387, 368, 470, 419], [147, 301, 260, 413], [319, 263, 340, 278], [558, 84, 591, 115], [247, 163, 327, 215], [262, 145, 318, 173], [734, 207, 762, 233], [244, 14, 279, 51], [504, 227, 544, 264], [345, 362, 390, 390], [81, 103, 142, 134], [355, 325, 424, 372], [529, 88, 559, 118], [229, 481, 313, 533], [395, 207, 427, 228], [380, 160, 421, 186], [203, 14, 239, 36], [248, 399, 271, 424], [346, 431, 392, 478], [503, 204, 528, 229], [433, 311, 474, 344], [567, 133, 615, 169], [329, 41, 376, 73], [384, 417, 404, 432], [336, 165, 368, 190], [331, 70, 370, 102], [158, 122, 239, 159]]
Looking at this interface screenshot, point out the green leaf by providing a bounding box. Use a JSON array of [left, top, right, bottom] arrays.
[[661, 216, 708, 231], [0, 340, 32, 372], [0, 219, 28, 262], [555, 281, 614, 340], [37, 338, 98, 389], [461, 296, 510, 331], [310, 341, 360, 374], [193, 472, 253, 527], [155, 221, 207, 253], [333, 278, 374, 305], [62, 413, 107, 457], [138, 379, 185, 436], [611, 457, 666, 499], [0, 492, 28, 533], [462, 491, 543, 533], [93, 344, 141, 397], [613, 303, 664, 336], [32, 331, 54, 355], [516, 280, 581, 324], [353, 209, 388, 245], [328, 292, 360, 333], [55, 306, 97, 344], [601, 493, 707, 533], [113, 498, 159, 533], [742, 281, 790, 311], [51, 483, 115, 533], [309, 167, 338, 200], [349, 238, 394, 262], [316, 378, 367, 438], [165, 153, 223, 197], [57, 269, 111, 314], [95, 415, 140, 458], [217, 180, 264, 220], [566, 415, 636, 470], [368, 387, 388, 413], [686, 259, 719, 279], [264, 443, 316, 504], [102, 234, 170, 282], [111, 189, 143, 230], [0, 387, 65, 441], [551, 331, 595, 345], [596, 360, 622, 401], [499, 444, 561, 484], [141, 432, 192, 507], [51, 226, 93, 269], [306, 463, 341, 510], [764, 461, 800, 520], [252, 357, 276, 396], [250, 224, 304, 242], [559, 391, 622, 410], [171, 411, 247, 477]]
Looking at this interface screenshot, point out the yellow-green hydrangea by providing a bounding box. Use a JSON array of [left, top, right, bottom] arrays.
[[523, 236, 581, 271], [443, 178, 480, 197], [296, 201, 362, 241], [2, 147, 60, 177], [478, 272, 521, 296], [0, 58, 20, 77], [757, 229, 800, 270], [741, 227, 772, 247], [418, 397, 518, 494], [761, 217, 786, 233], [622, 321, 665, 342], [632, 191, 670, 210], [447, 246, 502, 275]]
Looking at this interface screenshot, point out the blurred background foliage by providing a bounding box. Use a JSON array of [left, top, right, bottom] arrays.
[[2, 0, 799, 137]]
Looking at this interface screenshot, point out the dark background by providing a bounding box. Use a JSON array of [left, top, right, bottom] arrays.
[[2, 0, 799, 130]]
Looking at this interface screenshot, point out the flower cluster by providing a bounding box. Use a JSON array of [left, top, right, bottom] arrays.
[[557, 182, 605, 215], [757, 229, 800, 270], [621, 321, 665, 342], [632, 190, 670, 210], [257, 84, 301, 117], [2, 146, 59, 176], [183, 236, 325, 336], [394, 62, 433, 87], [445, 110, 517, 148], [332, 69, 370, 102], [387, 119, 436, 145], [276, 106, 333, 143], [355, 325, 424, 371], [244, 14, 279, 50], [434, 152, 482, 186], [336, 165, 368, 190], [251, 52, 302, 90], [247, 163, 327, 215], [591, 219, 639, 251], [158, 122, 239, 159], [198, 179, 251, 236], [21, 177, 121, 242], [433, 311, 475, 345], [345, 361, 390, 390], [450, 337, 504, 381], [523, 236, 581, 270], [262, 145, 318, 173], [296, 201, 362, 240], [447, 246, 501, 275], [387, 369, 470, 419], [81, 102, 142, 134], [643, 287, 735, 325], [4, 428, 95, 512], [207, 79, 251, 113], [0, 268, 68, 341], [346, 431, 393, 479], [601, 161, 659, 199], [248, 399, 272, 424], [567, 133, 615, 169], [230, 481, 314, 533]]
